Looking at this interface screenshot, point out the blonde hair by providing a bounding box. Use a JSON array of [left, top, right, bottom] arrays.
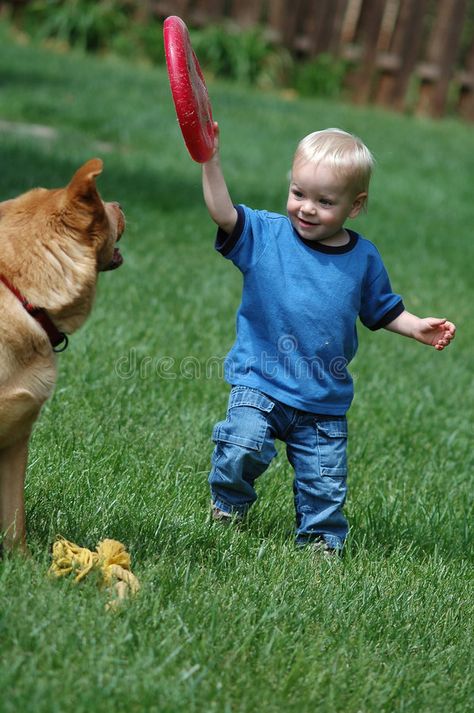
[[294, 128, 375, 195]]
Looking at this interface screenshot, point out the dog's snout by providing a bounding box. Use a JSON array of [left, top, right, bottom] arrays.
[[107, 201, 125, 239], [117, 208, 125, 239]]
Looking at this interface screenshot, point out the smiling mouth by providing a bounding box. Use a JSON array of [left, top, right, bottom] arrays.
[[298, 217, 317, 228]]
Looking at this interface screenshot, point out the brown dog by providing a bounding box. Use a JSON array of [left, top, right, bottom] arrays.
[[0, 158, 125, 552]]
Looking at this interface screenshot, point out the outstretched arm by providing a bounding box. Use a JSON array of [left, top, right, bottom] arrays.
[[384, 310, 456, 351], [202, 122, 238, 235]]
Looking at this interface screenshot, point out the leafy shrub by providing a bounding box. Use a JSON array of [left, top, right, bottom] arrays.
[[189, 23, 292, 88], [293, 53, 349, 98], [132, 21, 166, 65], [20, 0, 133, 52]]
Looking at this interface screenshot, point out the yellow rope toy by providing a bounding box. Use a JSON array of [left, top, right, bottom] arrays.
[[49, 536, 140, 608]]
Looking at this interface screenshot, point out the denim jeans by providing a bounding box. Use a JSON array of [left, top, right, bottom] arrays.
[[209, 386, 349, 549]]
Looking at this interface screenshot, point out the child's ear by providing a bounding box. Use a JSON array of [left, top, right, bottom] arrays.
[[349, 192, 368, 218]]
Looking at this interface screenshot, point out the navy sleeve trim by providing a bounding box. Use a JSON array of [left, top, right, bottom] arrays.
[[369, 300, 405, 331], [215, 205, 245, 256]]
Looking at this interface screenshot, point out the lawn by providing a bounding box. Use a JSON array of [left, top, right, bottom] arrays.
[[0, 21, 473, 713]]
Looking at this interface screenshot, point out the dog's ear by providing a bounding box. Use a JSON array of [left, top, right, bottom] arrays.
[[67, 158, 104, 206]]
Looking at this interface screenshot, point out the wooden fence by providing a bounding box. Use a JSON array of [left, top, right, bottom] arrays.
[[151, 0, 474, 120]]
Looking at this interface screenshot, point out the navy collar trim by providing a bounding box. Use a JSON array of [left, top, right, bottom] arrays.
[[297, 228, 359, 254]]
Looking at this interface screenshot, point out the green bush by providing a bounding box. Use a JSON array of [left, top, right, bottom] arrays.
[[293, 53, 349, 98], [189, 23, 292, 88], [19, 0, 133, 52]]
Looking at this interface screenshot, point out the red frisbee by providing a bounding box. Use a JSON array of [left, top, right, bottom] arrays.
[[164, 15, 215, 163]]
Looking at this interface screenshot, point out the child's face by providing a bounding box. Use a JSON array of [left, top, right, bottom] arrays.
[[287, 159, 366, 245]]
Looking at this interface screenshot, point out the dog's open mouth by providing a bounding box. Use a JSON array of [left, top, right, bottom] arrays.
[[101, 206, 125, 271], [103, 247, 123, 271]]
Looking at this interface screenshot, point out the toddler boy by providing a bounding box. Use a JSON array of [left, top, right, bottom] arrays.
[[202, 124, 455, 553]]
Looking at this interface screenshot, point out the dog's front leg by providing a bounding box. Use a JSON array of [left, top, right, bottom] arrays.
[[0, 436, 30, 553]]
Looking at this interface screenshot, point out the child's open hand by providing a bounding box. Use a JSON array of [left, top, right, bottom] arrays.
[[413, 318, 456, 350]]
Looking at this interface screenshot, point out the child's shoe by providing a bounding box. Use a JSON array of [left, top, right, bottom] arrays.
[[211, 503, 234, 523], [309, 536, 342, 559]]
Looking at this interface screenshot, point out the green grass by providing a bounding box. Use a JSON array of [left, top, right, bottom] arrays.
[[0, 21, 473, 713]]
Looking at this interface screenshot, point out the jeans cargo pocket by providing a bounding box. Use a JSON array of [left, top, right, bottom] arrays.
[[315, 419, 348, 477], [211, 387, 275, 452]]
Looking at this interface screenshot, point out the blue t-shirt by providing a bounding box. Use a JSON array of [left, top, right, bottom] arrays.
[[216, 205, 404, 415]]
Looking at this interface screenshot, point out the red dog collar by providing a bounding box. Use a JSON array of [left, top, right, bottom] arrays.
[[0, 274, 68, 352]]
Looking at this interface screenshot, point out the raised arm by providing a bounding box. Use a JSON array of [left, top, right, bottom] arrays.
[[384, 310, 456, 351], [202, 122, 238, 235]]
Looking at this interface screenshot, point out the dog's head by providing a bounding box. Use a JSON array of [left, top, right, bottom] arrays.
[[0, 158, 125, 274], [0, 159, 126, 333], [64, 158, 125, 272]]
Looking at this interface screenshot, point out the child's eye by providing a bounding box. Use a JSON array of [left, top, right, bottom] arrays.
[[292, 188, 304, 198], [319, 199, 333, 207]]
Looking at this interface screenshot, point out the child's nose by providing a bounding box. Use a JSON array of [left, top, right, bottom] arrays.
[[302, 200, 316, 214]]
